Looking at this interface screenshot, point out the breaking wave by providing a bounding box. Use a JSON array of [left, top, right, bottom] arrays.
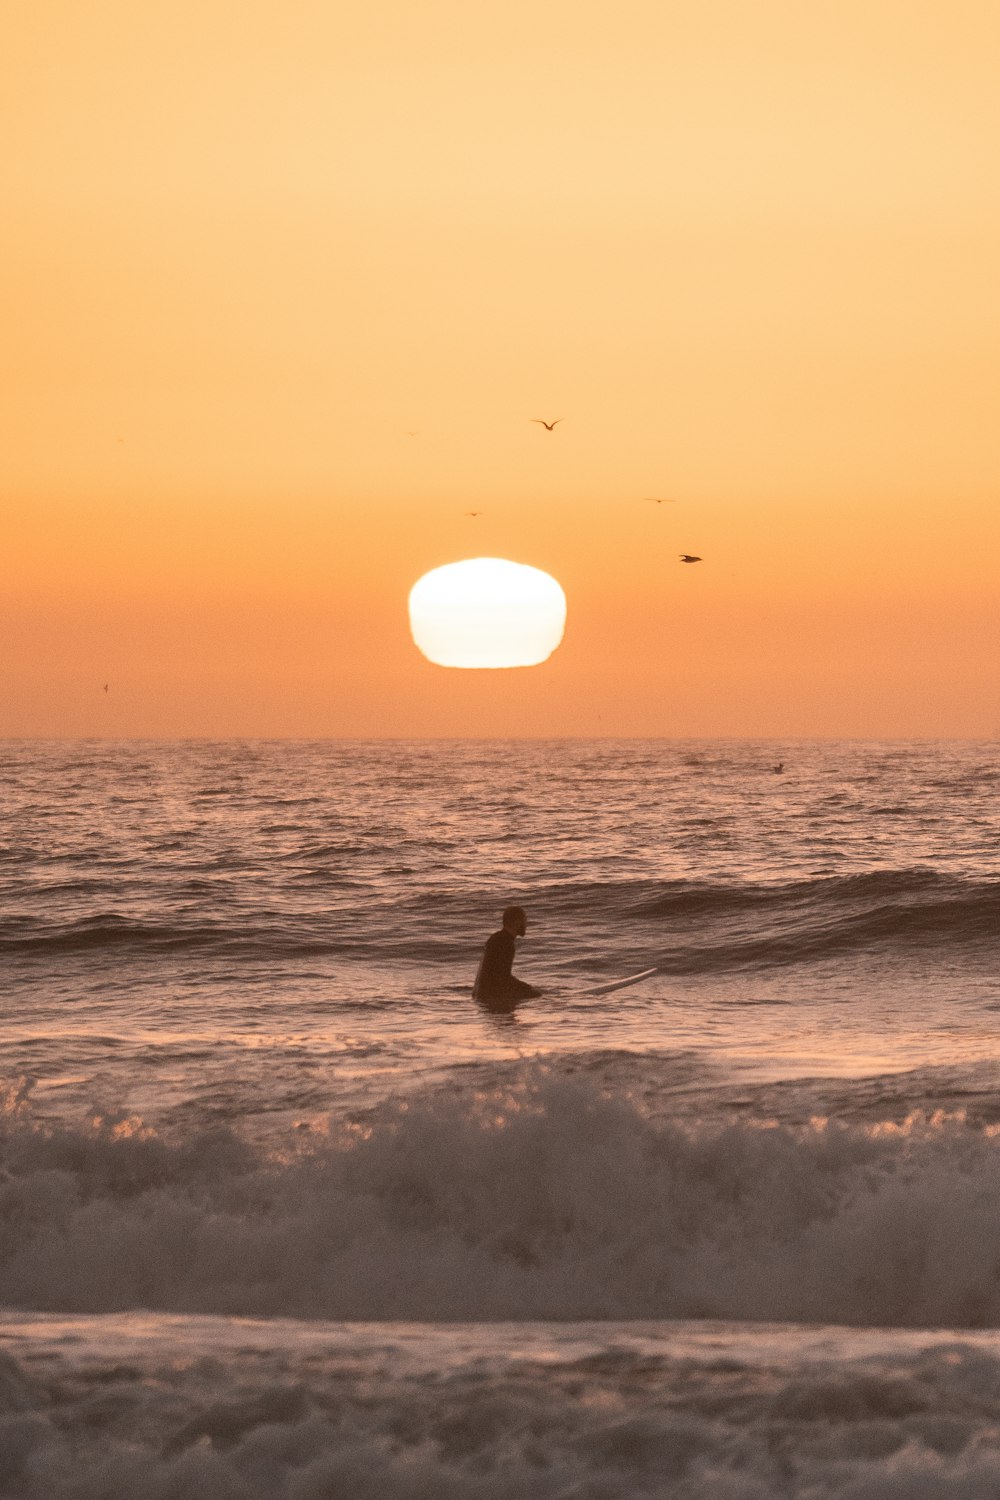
[[8, 1316, 1000, 1499], [6, 1315, 1000, 1498], [5, 1066, 1000, 1327]]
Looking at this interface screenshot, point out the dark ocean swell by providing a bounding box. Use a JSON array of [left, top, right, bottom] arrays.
[[2, 870, 995, 971], [614, 869, 1000, 973]]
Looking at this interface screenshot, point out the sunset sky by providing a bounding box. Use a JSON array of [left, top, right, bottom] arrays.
[[4, 0, 999, 736]]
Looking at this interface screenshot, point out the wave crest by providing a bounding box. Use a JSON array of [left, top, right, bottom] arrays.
[[4, 871, 996, 969], [3, 1067, 1000, 1326]]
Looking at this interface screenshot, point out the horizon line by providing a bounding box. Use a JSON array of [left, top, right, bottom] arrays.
[[2, 734, 997, 745]]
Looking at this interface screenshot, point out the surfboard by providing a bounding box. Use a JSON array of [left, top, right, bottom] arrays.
[[573, 967, 658, 998]]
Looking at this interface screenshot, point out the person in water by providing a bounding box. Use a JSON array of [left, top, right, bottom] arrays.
[[472, 905, 542, 1007]]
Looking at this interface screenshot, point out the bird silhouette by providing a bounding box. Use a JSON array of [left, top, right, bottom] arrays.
[[679, 555, 702, 563], [531, 419, 562, 431], [645, 497, 676, 505], [465, 511, 484, 517], [103, 683, 109, 693]]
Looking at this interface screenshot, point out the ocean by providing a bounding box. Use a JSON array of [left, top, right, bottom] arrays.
[[2, 737, 999, 1497]]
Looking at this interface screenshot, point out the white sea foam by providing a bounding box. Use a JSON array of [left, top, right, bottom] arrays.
[[5, 1315, 1000, 1498], [4, 1065, 1000, 1327]]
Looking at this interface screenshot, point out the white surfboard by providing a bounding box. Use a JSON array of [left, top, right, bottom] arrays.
[[573, 967, 658, 998]]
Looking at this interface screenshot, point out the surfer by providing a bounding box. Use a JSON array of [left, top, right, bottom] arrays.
[[472, 906, 541, 1008]]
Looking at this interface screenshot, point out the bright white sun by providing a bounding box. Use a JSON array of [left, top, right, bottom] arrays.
[[408, 557, 567, 669]]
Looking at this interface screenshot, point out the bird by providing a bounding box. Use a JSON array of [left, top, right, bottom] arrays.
[[772, 763, 785, 774], [679, 554, 702, 563], [102, 683, 109, 693], [531, 419, 562, 431], [465, 511, 484, 517], [645, 497, 676, 505]]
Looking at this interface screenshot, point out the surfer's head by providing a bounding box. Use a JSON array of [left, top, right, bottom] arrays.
[[502, 905, 527, 937]]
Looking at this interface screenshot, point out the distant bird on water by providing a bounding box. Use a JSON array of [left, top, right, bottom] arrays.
[[531, 419, 562, 431], [679, 554, 702, 563]]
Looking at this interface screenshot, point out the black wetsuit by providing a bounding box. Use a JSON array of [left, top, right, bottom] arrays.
[[472, 929, 540, 1005]]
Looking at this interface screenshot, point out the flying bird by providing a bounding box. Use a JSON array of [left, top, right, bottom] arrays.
[[465, 511, 484, 517], [679, 555, 702, 563], [531, 419, 562, 431], [645, 497, 676, 505]]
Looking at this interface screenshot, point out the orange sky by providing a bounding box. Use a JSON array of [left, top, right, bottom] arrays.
[[4, 0, 999, 736]]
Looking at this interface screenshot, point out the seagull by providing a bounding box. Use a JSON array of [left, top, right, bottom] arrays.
[[465, 511, 484, 517], [531, 419, 562, 431], [645, 497, 676, 505], [679, 554, 702, 563]]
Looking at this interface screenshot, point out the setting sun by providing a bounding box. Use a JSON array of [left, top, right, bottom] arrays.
[[408, 558, 567, 669]]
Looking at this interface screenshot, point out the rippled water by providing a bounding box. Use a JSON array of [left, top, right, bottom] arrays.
[[2, 739, 999, 1497], [2, 739, 998, 1130]]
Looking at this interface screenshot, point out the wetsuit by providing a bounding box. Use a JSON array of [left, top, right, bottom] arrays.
[[472, 929, 540, 1005]]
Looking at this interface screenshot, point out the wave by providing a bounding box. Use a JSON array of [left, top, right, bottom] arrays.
[[3, 870, 995, 970], [0, 913, 354, 959], [7, 1322, 1000, 1500], [6, 1317, 1000, 1499], [5, 1066, 1000, 1327], [628, 869, 1000, 972]]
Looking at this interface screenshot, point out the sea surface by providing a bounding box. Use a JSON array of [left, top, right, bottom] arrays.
[[2, 737, 999, 1497]]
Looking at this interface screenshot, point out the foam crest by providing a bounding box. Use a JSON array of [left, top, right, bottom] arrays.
[[6, 1318, 1000, 1497], [3, 1068, 1000, 1327]]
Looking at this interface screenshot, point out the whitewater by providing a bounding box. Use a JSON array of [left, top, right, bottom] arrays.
[[2, 738, 999, 1497]]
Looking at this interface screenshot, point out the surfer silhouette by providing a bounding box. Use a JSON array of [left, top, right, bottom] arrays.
[[473, 906, 541, 1008]]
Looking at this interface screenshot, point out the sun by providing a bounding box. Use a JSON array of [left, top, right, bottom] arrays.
[[408, 557, 567, 669]]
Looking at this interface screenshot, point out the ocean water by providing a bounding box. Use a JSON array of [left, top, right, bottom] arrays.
[[2, 737, 1000, 1497]]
